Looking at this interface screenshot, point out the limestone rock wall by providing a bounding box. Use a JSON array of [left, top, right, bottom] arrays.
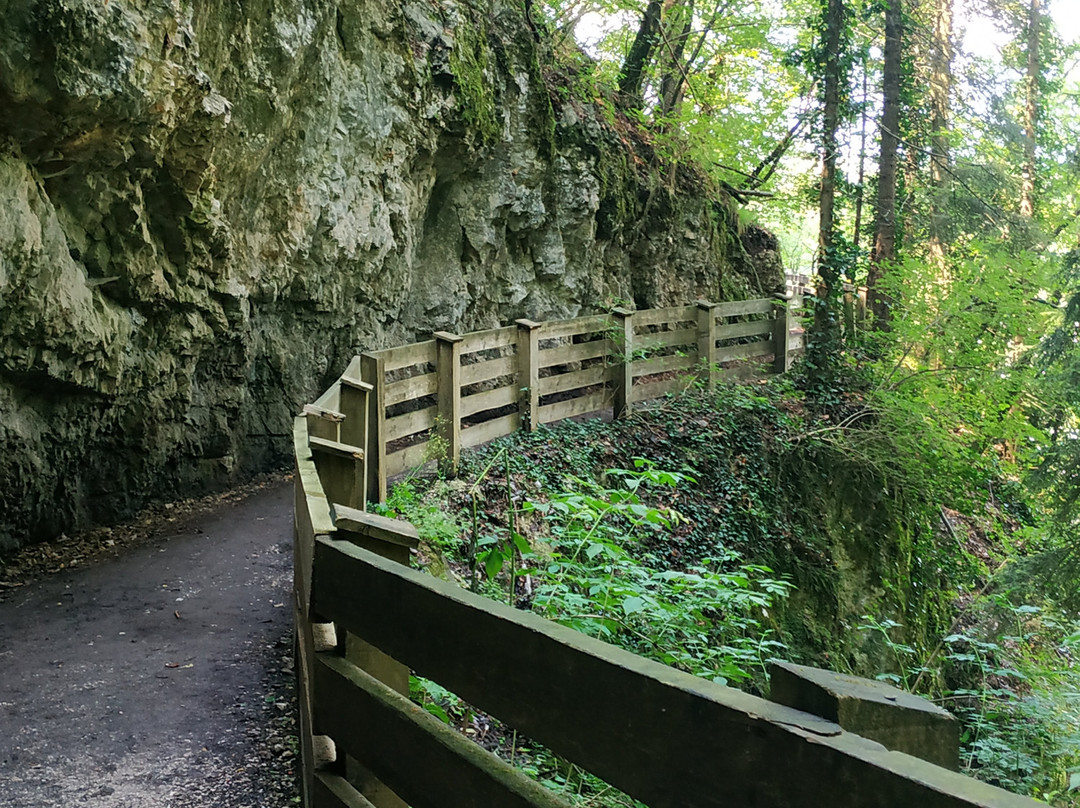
[[0, 0, 782, 549]]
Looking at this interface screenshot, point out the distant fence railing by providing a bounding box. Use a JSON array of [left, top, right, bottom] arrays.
[[309, 296, 807, 506], [292, 295, 1040, 808]]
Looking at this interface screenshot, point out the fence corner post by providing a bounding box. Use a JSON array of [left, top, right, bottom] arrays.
[[768, 660, 960, 771], [338, 375, 372, 511], [516, 319, 542, 431], [360, 352, 387, 505], [611, 307, 634, 419], [434, 330, 463, 476], [695, 299, 719, 391], [772, 294, 792, 375]]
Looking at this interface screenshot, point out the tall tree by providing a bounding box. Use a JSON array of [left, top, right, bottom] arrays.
[[928, 0, 954, 267], [814, 0, 846, 341], [1019, 0, 1040, 218], [867, 0, 903, 326], [617, 0, 664, 111]]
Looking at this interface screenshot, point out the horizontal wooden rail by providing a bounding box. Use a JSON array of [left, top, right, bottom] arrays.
[[307, 537, 1040, 808], [353, 295, 805, 499]]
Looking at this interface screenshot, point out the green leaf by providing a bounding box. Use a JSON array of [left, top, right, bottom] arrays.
[[622, 595, 646, 615], [484, 550, 504, 580]]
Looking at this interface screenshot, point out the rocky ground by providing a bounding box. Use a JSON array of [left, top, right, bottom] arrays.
[[0, 475, 300, 807]]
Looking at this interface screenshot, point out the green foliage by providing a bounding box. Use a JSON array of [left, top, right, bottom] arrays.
[[378, 479, 462, 552], [448, 11, 499, 147], [858, 601, 1080, 804], [522, 461, 792, 686]]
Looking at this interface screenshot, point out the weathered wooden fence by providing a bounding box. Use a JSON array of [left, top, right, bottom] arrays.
[[292, 296, 1041, 808], [359, 296, 806, 503]]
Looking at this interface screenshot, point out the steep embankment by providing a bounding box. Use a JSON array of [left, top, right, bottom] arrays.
[[0, 0, 782, 549]]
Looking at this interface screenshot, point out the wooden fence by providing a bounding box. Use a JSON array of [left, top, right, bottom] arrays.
[[293, 430, 1040, 808], [292, 295, 1040, 808], [356, 296, 806, 503]]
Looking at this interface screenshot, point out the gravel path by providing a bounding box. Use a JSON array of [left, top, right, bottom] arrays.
[[0, 477, 299, 808]]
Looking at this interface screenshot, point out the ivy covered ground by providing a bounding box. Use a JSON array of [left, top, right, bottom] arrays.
[[382, 379, 1080, 806]]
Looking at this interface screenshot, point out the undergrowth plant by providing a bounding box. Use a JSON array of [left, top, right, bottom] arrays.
[[859, 602, 1080, 805], [521, 460, 792, 686]]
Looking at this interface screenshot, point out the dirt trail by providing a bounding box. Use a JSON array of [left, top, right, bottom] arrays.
[[0, 478, 299, 808]]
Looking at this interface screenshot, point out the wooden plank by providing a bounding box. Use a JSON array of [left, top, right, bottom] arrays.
[[634, 327, 698, 351], [460, 384, 519, 418], [385, 441, 431, 478], [310, 436, 365, 460], [460, 354, 517, 387], [384, 373, 438, 408], [611, 309, 633, 418], [537, 390, 609, 424], [382, 341, 437, 373], [384, 406, 437, 443], [716, 320, 773, 340], [538, 338, 614, 369], [460, 325, 518, 355], [697, 302, 718, 390], [538, 365, 611, 397], [517, 320, 541, 433], [305, 404, 346, 423], [314, 654, 573, 808], [772, 300, 791, 374], [293, 414, 337, 619], [361, 353, 387, 505], [311, 540, 1042, 808], [631, 375, 696, 403], [313, 381, 342, 413], [313, 772, 379, 808], [632, 353, 696, 377], [715, 341, 772, 363], [460, 412, 520, 449], [331, 504, 420, 550], [632, 305, 697, 328], [539, 314, 611, 340], [338, 383, 370, 481], [713, 298, 773, 318], [306, 408, 341, 442]]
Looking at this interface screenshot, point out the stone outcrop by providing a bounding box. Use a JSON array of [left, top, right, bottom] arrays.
[[0, 0, 781, 549]]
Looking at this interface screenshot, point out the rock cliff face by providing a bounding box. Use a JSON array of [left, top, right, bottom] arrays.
[[0, 0, 783, 549]]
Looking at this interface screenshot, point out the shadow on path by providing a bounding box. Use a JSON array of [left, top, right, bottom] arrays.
[[0, 478, 299, 807]]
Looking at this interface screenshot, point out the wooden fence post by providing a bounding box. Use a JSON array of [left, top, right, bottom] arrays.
[[331, 508, 420, 808], [843, 284, 855, 337], [857, 285, 868, 326], [435, 331, 463, 476], [516, 319, 542, 431], [772, 294, 792, 374], [611, 308, 634, 419], [338, 376, 372, 511], [360, 352, 387, 505], [696, 300, 718, 391]]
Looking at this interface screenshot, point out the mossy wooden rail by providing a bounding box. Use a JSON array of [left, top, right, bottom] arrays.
[[292, 298, 1041, 808], [360, 296, 806, 503]]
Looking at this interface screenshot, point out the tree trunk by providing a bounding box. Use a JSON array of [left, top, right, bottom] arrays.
[[1020, 0, 1040, 218], [853, 60, 868, 253], [928, 0, 953, 269], [814, 0, 845, 339], [867, 0, 902, 327], [617, 0, 664, 112], [659, 0, 694, 117]]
